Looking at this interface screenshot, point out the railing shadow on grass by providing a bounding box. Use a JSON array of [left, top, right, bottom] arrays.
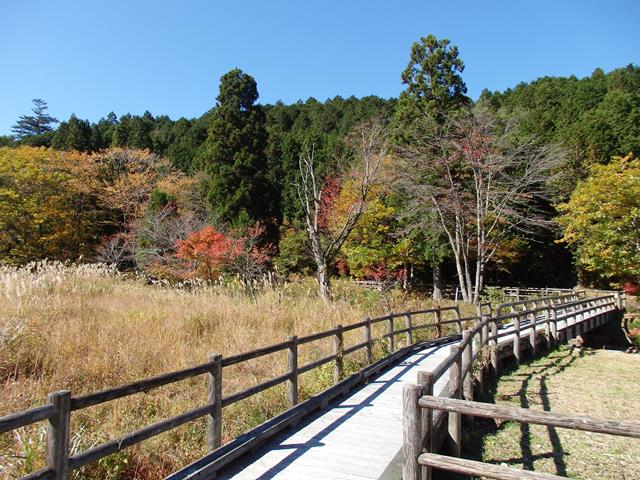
[[460, 346, 596, 478]]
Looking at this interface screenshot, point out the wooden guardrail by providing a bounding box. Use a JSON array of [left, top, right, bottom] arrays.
[[415, 395, 640, 480], [402, 292, 622, 480], [3, 290, 621, 480], [2, 304, 467, 480]]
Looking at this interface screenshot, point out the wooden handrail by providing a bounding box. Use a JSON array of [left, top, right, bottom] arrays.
[[403, 293, 622, 480], [3, 290, 620, 479], [419, 396, 640, 438], [418, 453, 564, 479]]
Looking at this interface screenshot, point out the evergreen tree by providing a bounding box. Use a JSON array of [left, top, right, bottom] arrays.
[[200, 69, 278, 226], [394, 34, 468, 132], [52, 114, 93, 151], [11, 99, 59, 139], [392, 34, 469, 298]]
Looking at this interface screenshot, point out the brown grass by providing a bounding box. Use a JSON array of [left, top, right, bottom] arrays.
[[0, 261, 466, 479], [469, 347, 640, 479]]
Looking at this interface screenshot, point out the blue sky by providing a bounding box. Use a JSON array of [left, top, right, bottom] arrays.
[[1, 0, 638, 135]]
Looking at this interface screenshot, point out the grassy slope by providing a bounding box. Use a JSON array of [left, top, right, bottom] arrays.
[[0, 262, 470, 479], [466, 347, 640, 479]]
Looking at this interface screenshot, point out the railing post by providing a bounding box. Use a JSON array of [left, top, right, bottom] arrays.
[[287, 336, 298, 408], [417, 371, 433, 480], [490, 317, 499, 376], [334, 324, 344, 383], [529, 311, 537, 358], [388, 314, 395, 353], [461, 331, 473, 401], [403, 384, 422, 480], [405, 314, 414, 346], [551, 305, 559, 345], [454, 305, 462, 333], [435, 306, 442, 337], [543, 306, 551, 349], [206, 353, 223, 451], [448, 347, 462, 457], [47, 390, 71, 480], [513, 314, 521, 365], [364, 317, 373, 364]]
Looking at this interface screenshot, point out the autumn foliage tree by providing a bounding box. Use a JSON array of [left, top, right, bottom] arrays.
[[175, 224, 274, 283], [558, 154, 640, 284], [298, 120, 386, 300], [0, 146, 100, 263]]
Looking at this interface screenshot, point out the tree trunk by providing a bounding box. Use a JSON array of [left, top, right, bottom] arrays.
[[316, 261, 331, 302], [432, 261, 443, 300]]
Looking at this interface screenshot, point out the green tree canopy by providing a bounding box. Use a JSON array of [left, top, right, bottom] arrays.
[[558, 154, 640, 284], [199, 69, 278, 227]]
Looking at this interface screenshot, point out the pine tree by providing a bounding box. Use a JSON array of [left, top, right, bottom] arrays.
[[11, 99, 59, 138]]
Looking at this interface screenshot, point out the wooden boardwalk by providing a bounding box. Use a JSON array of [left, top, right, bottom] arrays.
[[213, 317, 557, 480], [216, 343, 455, 480], [3, 291, 618, 480]]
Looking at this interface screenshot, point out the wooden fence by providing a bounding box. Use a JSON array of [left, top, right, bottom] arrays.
[[1, 290, 621, 480], [2, 303, 469, 480], [402, 292, 625, 480]]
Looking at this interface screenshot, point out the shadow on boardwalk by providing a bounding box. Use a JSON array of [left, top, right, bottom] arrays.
[[217, 344, 449, 480]]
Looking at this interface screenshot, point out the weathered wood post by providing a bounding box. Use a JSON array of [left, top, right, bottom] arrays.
[[435, 306, 442, 337], [454, 305, 462, 334], [287, 336, 298, 408], [405, 314, 414, 346], [403, 384, 422, 480], [490, 316, 499, 376], [334, 324, 344, 383], [206, 353, 223, 451], [461, 331, 473, 401], [417, 371, 433, 480], [47, 390, 71, 480], [529, 310, 537, 357], [388, 314, 395, 353], [513, 314, 521, 365], [364, 317, 373, 365], [544, 305, 552, 350], [448, 346, 462, 457]]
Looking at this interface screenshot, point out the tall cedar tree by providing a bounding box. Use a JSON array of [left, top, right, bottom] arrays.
[[200, 69, 278, 228], [11, 99, 59, 138], [393, 34, 468, 298]]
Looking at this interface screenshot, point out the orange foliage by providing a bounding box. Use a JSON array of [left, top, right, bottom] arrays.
[[175, 226, 240, 280]]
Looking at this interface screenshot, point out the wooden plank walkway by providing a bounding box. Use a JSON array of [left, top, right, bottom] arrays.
[[216, 343, 455, 480], [214, 315, 548, 480], [172, 301, 612, 480]]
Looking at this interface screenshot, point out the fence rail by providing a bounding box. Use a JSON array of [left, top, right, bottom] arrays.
[[2, 288, 622, 480], [402, 292, 624, 480]]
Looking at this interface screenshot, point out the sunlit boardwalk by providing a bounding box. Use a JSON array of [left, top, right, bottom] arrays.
[[190, 307, 598, 480], [216, 342, 455, 480]]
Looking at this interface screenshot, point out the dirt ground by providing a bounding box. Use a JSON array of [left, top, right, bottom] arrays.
[[464, 346, 640, 480]]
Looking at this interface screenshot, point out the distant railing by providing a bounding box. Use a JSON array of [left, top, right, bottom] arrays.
[[402, 292, 623, 480]]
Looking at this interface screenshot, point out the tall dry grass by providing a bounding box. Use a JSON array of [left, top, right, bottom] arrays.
[[0, 262, 463, 479]]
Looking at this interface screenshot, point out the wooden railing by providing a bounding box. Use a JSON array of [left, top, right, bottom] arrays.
[[417, 395, 640, 479], [3, 290, 621, 480], [402, 292, 623, 480], [2, 304, 468, 480]]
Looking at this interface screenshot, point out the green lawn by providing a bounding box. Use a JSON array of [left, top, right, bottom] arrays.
[[464, 346, 640, 480]]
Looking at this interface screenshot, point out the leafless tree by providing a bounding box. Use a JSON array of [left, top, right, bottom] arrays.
[[398, 108, 567, 303], [297, 120, 387, 301]]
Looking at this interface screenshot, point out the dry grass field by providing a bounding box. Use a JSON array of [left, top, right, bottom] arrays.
[[0, 262, 465, 479], [467, 347, 640, 479]]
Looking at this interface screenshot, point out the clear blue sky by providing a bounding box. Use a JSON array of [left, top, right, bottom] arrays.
[[1, 0, 638, 135]]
